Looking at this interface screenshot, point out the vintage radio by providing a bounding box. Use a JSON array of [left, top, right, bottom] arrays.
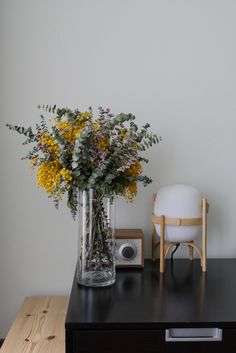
[[115, 229, 144, 268]]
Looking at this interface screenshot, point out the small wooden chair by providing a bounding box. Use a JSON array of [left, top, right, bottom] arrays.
[[151, 193, 209, 273]]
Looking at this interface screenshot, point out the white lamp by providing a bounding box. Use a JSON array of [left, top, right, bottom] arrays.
[[152, 184, 208, 273]]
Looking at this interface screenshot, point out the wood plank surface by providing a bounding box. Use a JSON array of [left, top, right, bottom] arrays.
[[0, 296, 69, 353]]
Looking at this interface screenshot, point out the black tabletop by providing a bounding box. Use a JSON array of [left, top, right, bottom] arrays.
[[65, 259, 236, 330]]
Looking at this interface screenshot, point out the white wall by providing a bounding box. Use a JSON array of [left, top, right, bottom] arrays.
[[1, 0, 236, 337]]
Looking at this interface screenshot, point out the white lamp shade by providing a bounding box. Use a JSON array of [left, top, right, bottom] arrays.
[[154, 184, 202, 243]]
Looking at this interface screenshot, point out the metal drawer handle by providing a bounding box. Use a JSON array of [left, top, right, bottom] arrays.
[[165, 328, 222, 342]]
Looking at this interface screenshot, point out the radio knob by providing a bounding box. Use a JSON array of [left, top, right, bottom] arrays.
[[119, 243, 137, 261], [122, 246, 135, 259]]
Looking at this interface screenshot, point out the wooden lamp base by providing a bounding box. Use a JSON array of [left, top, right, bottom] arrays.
[[152, 194, 209, 273]]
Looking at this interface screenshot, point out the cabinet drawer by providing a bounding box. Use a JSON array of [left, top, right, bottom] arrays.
[[70, 329, 236, 353], [72, 330, 164, 353], [164, 328, 236, 353]]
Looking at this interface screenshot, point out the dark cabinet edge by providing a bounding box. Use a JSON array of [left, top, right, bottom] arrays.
[[65, 321, 236, 330]]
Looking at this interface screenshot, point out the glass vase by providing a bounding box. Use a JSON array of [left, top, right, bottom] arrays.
[[76, 189, 116, 287]]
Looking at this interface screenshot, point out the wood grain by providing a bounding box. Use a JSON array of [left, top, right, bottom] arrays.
[[152, 214, 202, 226], [151, 193, 157, 262], [0, 296, 68, 353], [115, 229, 144, 238], [159, 215, 165, 273], [202, 197, 207, 272]]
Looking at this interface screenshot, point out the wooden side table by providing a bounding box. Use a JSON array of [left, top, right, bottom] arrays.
[[0, 296, 68, 353]]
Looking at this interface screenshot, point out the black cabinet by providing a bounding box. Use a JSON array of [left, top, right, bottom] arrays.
[[65, 260, 236, 353]]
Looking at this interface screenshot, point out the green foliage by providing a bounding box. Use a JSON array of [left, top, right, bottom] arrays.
[[6, 124, 35, 140], [6, 106, 161, 218]]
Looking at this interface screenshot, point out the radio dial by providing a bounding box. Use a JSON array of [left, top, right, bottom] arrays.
[[118, 243, 137, 261]]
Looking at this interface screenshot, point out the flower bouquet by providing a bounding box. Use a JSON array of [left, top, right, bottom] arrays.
[[7, 105, 160, 286]]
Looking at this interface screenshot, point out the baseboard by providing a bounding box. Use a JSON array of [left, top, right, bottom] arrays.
[[0, 339, 4, 348]]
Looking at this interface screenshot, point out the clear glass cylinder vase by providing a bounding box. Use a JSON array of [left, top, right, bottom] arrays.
[[76, 189, 116, 287]]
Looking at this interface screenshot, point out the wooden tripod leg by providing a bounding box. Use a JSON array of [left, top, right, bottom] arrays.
[[188, 240, 194, 260], [160, 215, 165, 273], [152, 193, 157, 262], [152, 223, 157, 262], [202, 198, 207, 272]]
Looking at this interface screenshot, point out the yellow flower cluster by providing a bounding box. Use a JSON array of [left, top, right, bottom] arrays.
[[124, 182, 137, 201], [78, 112, 93, 120], [39, 133, 60, 156], [92, 120, 100, 132], [97, 136, 109, 151], [122, 161, 142, 201], [36, 160, 72, 196], [55, 121, 85, 143], [118, 127, 127, 139], [54, 112, 93, 143], [126, 160, 142, 177], [60, 168, 73, 183], [90, 121, 110, 151]]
